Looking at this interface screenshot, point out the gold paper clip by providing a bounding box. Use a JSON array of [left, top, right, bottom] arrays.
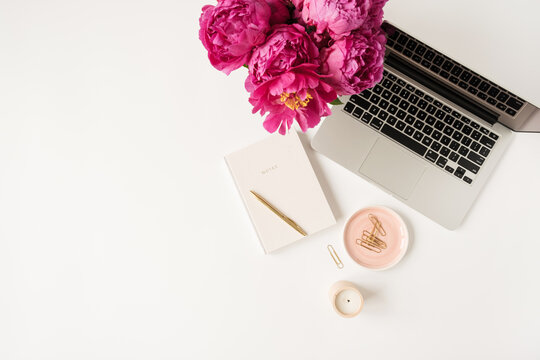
[[327, 245, 344, 269], [355, 213, 387, 253]]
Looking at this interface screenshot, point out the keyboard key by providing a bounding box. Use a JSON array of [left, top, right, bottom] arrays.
[[425, 50, 435, 61], [461, 116, 470, 124], [391, 94, 401, 105], [426, 116, 436, 125], [370, 94, 381, 103], [436, 156, 447, 168], [469, 76, 481, 87], [463, 176, 473, 184], [387, 115, 397, 125], [373, 85, 383, 95], [489, 132, 499, 141], [344, 102, 355, 113], [408, 105, 419, 116], [471, 130, 482, 140], [434, 120, 445, 130], [352, 107, 363, 118], [422, 125, 433, 136], [458, 81, 468, 89], [418, 100, 428, 110], [379, 110, 388, 121], [497, 92, 509, 102], [397, 110, 406, 120], [435, 110, 445, 120], [412, 54, 422, 63], [422, 137, 432, 146], [441, 135, 451, 146], [434, 55, 444, 66], [506, 97, 524, 110], [427, 104, 437, 115], [382, 79, 393, 89], [443, 126, 454, 136], [467, 151, 485, 166], [415, 45, 426, 56], [388, 105, 398, 114], [432, 130, 442, 140], [413, 131, 423, 141], [440, 147, 450, 157], [449, 152, 459, 162], [461, 136, 472, 147], [458, 146, 469, 156], [422, 60, 431, 68], [417, 110, 427, 120], [444, 115, 454, 125], [382, 90, 392, 100], [424, 95, 434, 102], [405, 115, 415, 125], [449, 76, 459, 84], [434, 100, 443, 108], [379, 100, 389, 109], [449, 140, 460, 150], [414, 120, 424, 130], [353, 96, 371, 109], [394, 44, 404, 52], [430, 65, 441, 74], [488, 87, 500, 97], [468, 87, 478, 95], [405, 126, 415, 136], [479, 135, 494, 149], [409, 94, 420, 104], [406, 39, 417, 50], [487, 97, 497, 105], [478, 92, 488, 100], [426, 150, 438, 162], [445, 165, 455, 174], [396, 120, 406, 130], [381, 124, 427, 156], [399, 100, 409, 111], [479, 81, 490, 92], [403, 49, 413, 57], [452, 132, 463, 141], [431, 141, 441, 151], [440, 71, 450, 79], [471, 141, 481, 152], [453, 119, 464, 130], [460, 71, 472, 82], [454, 167, 465, 179], [370, 118, 383, 130], [451, 67, 462, 76], [369, 105, 379, 115], [506, 108, 517, 116], [452, 111, 461, 118], [415, 89, 425, 97], [479, 146, 490, 157], [442, 60, 453, 71], [458, 157, 479, 174], [496, 103, 507, 111], [442, 105, 452, 113], [361, 112, 372, 123], [462, 125, 473, 135]]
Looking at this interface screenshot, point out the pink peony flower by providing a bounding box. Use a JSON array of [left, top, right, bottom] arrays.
[[199, 0, 271, 75], [301, 0, 387, 39], [247, 64, 337, 134], [266, 0, 291, 25], [320, 27, 386, 95], [246, 24, 319, 86]]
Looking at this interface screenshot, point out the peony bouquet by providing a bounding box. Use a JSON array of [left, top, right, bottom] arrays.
[[199, 0, 388, 134]]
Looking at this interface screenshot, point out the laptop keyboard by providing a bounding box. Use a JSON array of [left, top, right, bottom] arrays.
[[343, 69, 499, 185], [382, 23, 525, 118]]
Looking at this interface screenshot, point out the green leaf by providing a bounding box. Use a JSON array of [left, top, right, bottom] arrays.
[[330, 98, 343, 105], [243, 64, 248, 68]]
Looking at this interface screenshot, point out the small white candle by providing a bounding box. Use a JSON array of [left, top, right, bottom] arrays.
[[329, 281, 364, 318]]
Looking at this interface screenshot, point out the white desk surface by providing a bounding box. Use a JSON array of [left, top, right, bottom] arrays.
[[1, 1, 539, 359]]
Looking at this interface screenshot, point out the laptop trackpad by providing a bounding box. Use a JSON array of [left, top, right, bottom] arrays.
[[359, 139, 426, 199]]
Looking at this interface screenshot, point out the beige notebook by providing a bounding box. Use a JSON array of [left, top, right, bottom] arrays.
[[225, 131, 336, 253]]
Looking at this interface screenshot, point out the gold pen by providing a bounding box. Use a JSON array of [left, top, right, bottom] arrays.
[[250, 190, 307, 236]]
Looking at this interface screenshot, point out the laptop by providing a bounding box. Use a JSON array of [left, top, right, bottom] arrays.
[[312, 21, 540, 229]]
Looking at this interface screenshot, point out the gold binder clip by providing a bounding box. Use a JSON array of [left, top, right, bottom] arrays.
[[327, 245, 344, 269]]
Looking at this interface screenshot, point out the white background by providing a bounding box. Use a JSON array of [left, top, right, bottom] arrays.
[[1, 0, 539, 359]]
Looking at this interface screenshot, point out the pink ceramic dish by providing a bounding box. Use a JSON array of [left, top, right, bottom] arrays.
[[343, 206, 409, 270]]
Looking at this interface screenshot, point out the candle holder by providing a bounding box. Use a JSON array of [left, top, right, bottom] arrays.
[[329, 281, 364, 318]]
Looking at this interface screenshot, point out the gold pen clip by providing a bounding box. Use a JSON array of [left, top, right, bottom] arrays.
[[327, 245, 344, 269]]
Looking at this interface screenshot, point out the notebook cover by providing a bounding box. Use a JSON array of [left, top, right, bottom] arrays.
[[225, 131, 336, 253]]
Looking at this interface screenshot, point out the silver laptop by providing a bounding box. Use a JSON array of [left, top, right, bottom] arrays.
[[312, 22, 540, 229]]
